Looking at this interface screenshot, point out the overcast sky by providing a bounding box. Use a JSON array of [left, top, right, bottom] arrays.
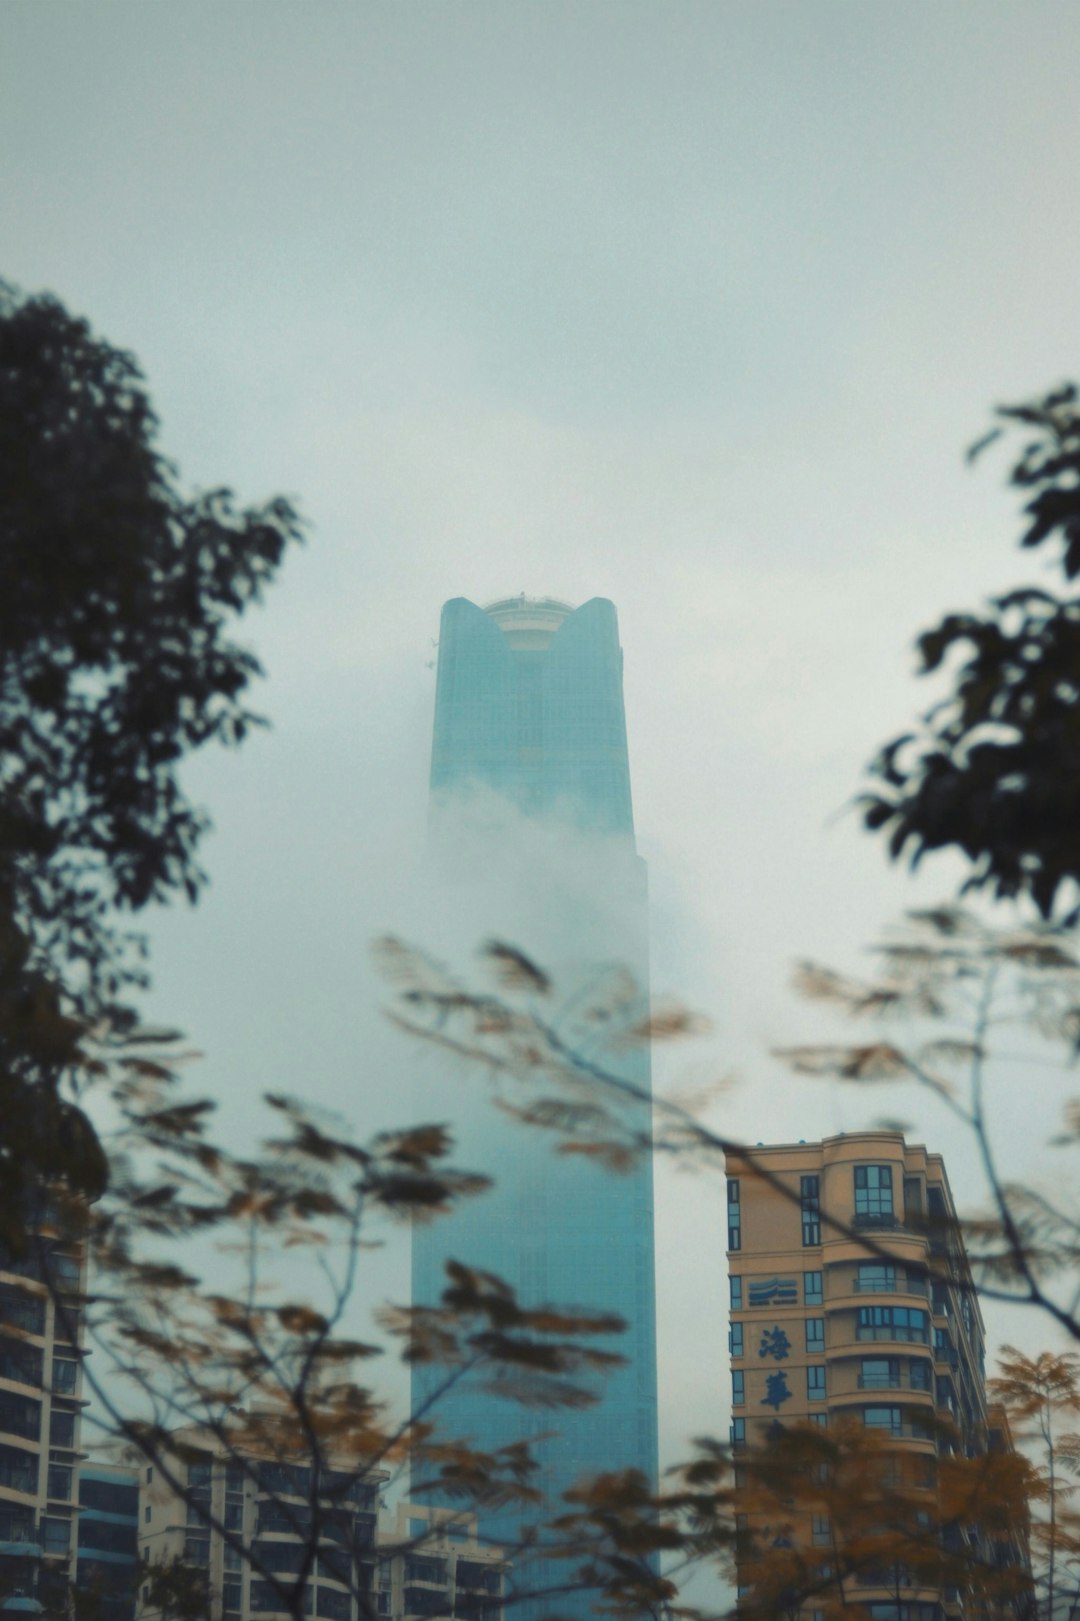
[[4, 0, 1080, 1467]]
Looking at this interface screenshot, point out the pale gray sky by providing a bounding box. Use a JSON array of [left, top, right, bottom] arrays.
[[4, 0, 1079, 1464]]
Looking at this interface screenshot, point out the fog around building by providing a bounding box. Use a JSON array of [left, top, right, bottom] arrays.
[[4, 0, 1080, 1486]]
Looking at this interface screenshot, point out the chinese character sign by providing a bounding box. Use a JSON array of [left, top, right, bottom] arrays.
[[759, 1326, 791, 1361]]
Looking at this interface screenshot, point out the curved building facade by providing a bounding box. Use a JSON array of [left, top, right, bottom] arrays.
[[414, 595, 658, 1620]]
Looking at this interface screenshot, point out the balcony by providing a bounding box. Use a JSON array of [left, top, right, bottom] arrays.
[[0, 1290, 46, 1338], [456, 1564, 501, 1595], [852, 1278, 927, 1297], [856, 1374, 934, 1393], [862, 1421, 937, 1443], [0, 1517, 39, 1560]]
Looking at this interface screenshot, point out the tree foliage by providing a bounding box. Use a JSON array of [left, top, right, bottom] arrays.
[[380, 922, 1080, 1615], [40, 1043, 638, 1621], [781, 907, 1080, 1345], [990, 1349, 1080, 1619], [0, 281, 302, 1234], [864, 385, 1080, 920]]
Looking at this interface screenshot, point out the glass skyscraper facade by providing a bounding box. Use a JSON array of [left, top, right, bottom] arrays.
[[414, 595, 658, 1620]]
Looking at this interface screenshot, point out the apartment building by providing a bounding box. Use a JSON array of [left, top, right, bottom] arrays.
[[725, 1132, 1001, 1621], [376, 1504, 504, 1621], [77, 1462, 139, 1621], [0, 1190, 87, 1614], [136, 1429, 504, 1621]]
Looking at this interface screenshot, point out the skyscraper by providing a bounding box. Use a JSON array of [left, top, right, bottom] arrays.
[[414, 596, 658, 1618]]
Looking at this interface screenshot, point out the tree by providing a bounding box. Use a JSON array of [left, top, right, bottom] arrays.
[[781, 907, 1080, 1347], [991, 1350, 1080, 1620], [863, 384, 1080, 921], [35, 1054, 637, 1621], [0, 283, 661, 1621], [9, 327, 1071, 1621], [379, 923, 1080, 1617], [0, 280, 303, 1236]]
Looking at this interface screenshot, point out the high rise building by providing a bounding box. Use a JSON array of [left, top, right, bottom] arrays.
[[725, 1133, 1017, 1621], [137, 1426, 385, 1621], [414, 596, 658, 1616], [134, 1428, 504, 1621], [0, 1191, 87, 1615]]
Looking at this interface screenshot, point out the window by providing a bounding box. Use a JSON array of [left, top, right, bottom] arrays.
[[51, 1359, 77, 1395], [257, 1536, 309, 1575], [146, 1466, 153, 1484], [223, 1581, 243, 1615], [0, 1444, 36, 1495], [805, 1318, 824, 1353], [53, 1308, 80, 1347], [224, 1545, 243, 1572], [41, 1519, 69, 1555], [46, 1464, 72, 1501], [318, 1550, 351, 1586], [811, 1515, 831, 1547], [730, 1321, 744, 1357], [857, 1262, 897, 1293], [807, 1365, 826, 1401], [145, 1506, 151, 1523], [807, 1412, 828, 1428], [863, 1406, 903, 1435], [0, 1338, 42, 1387], [727, 1181, 741, 1251], [732, 1370, 745, 1405], [860, 1357, 899, 1389], [857, 1306, 927, 1344], [251, 1581, 288, 1615], [804, 1271, 823, 1305], [48, 1409, 74, 1449], [730, 1417, 746, 1445], [730, 1275, 743, 1311], [867, 1607, 940, 1621], [188, 1459, 212, 1489], [78, 1520, 132, 1555], [404, 1558, 446, 1584], [801, 1176, 821, 1246], [225, 1500, 244, 1531], [0, 1392, 39, 1441], [0, 1287, 45, 1336], [909, 1359, 932, 1392], [47, 1252, 80, 1287], [184, 1537, 210, 1567], [854, 1164, 894, 1222]]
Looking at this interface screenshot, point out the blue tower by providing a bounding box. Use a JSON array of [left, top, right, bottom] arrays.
[[413, 596, 658, 1617]]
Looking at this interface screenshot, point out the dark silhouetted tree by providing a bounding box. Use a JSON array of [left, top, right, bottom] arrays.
[[864, 385, 1080, 921], [0, 280, 303, 1235]]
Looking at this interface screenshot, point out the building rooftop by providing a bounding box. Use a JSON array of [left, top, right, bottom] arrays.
[[482, 595, 574, 650]]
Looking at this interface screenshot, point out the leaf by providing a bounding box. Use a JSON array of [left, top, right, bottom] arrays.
[[484, 941, 552, 996]]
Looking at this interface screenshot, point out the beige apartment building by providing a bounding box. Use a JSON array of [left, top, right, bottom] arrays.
[[136, 1427, 505, 1621], [725, 1132, 1004, 1621]]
